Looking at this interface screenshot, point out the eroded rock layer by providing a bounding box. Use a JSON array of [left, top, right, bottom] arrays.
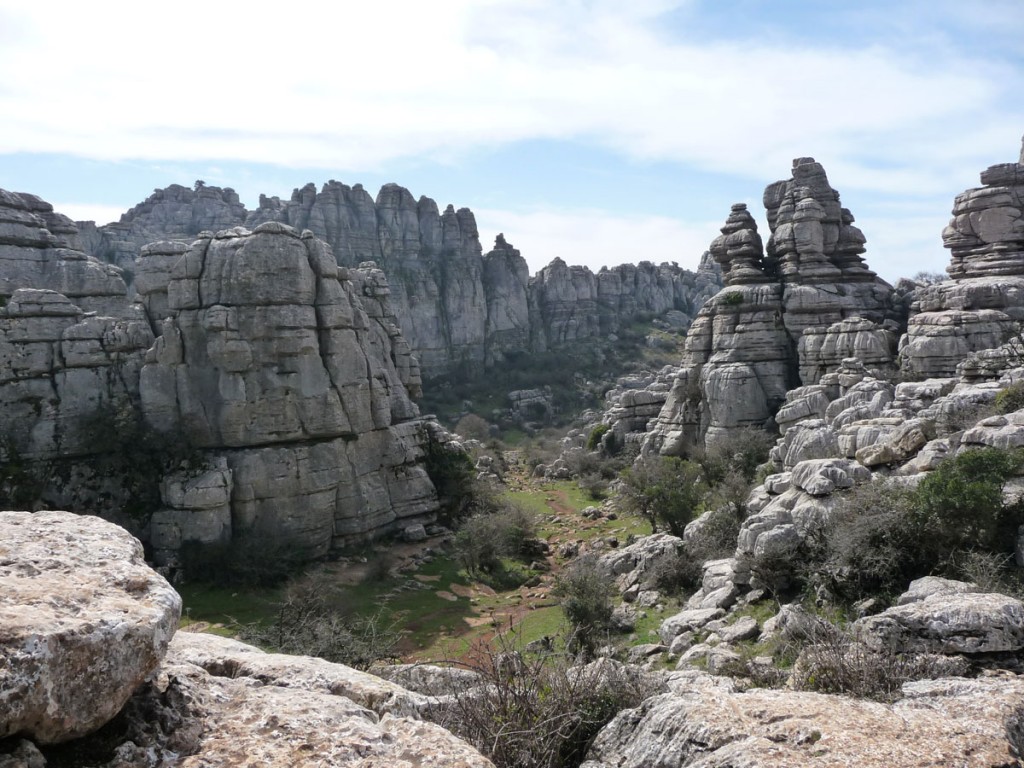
[[0, 189, 441, 560], [81, 181, 721, 376], [901, 139, 1024, 377], [647, 158, 900, 452]]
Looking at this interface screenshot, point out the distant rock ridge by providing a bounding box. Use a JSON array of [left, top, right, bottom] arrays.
[[79, 180, 722, 376], [647, 158, 901, 452], [0, 189, 445, 561]]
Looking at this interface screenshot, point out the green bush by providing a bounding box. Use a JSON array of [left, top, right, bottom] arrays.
[[242, 572, 403, 669], [824, 448, 1024, 601], [720, 291, 744, 306], [995, 382, 1024, 414], [454, 503, 539, 575], [586, 423, 611, 451], [554, 555, 615, 658], [619, 455, 708, 536], [432, 633, 662, 768]]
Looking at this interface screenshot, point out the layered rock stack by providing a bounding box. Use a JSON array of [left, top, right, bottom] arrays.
[[900, 138, 1024, 378], [137, 223, 439, 557], [647, 158, 899, 451], [78, 181, 721, 376], [0, 189, 445, 563]]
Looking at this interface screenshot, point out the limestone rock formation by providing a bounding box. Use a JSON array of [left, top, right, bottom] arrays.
[[582, 672, 1024, 767], [0, 513, 493, 766], [139, 223, 439, 556], [646, 158, 900, 452], [78, 181, 721, 377], [0, 510, 181, 744], [0, 189, 445, 562], [0, 189, 132, 317], [855, 581, 1024, 655], [901, 138, 1024, 377]]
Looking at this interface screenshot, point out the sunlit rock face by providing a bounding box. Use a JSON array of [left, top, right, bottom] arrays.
[[646, 158, 899, 453], [901, 138, 1024, 378], [139, 222, 439, 557]]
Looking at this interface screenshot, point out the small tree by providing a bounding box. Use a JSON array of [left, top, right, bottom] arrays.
[[619, 455, 707, 536], [554, 555, 615, 658]]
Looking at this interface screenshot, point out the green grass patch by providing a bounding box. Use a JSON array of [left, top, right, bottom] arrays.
[[178, 583, 283, 631]]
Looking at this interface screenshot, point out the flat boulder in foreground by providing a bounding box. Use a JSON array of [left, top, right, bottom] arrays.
[[0, 510, 181, 743]]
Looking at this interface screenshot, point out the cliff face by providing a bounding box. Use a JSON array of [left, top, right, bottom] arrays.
[[646, 159, 900, 452], [0, 190, 441, 561], [139, 223, 436, 557], [80, 181, 721, 376], [899, 139, 1024, 378]]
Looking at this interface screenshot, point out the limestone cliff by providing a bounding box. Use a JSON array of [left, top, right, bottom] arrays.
[[0, 190, 441, 562], [139, 223, 437, 557], [79, 181, 721, 376], [647, 159, 900, 452], [900, 138, 1024, 377]]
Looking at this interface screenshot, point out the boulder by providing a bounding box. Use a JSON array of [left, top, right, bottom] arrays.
[[582, 673, 1024, 767], [0, 510, 180, 744], [856, 589, 1024, 655]]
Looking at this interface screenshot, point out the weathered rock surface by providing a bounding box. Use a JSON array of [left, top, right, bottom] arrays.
[[901, 139, 1024, 378], [0, 189, 446, 561], [582, 673, 1024, 767], [646, 158, 898, 453], [856, 582, 1024, 655], [79, 181, 721, 377], [139, 223, 439, 555], [0, 510, 181, 744]]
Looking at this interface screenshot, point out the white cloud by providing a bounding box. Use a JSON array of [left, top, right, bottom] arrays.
[[0, 0, 1019, 199], [51, 203, 126, 226], [474, 207, 721, 274]]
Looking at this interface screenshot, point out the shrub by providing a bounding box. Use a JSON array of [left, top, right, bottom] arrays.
[[421, 430, 482, 525], [553, 555, 615, 658], [241, 572, 403, 669], [787, 615, 960, 702], [454, 503, 539, 575], [674, 504, 745, 591], [720, 291, 744, 306], [432, 635, 662, 768], [586, 423, 611, 451], [823, 448, 1024, 602], [912, 447, 1024, 563], [577, 472, 608, 501], [823, 480, 920, 601], [619, 455, 708, 537], [995, 382, 1024, 415], [455, 413, 492, 441], [699, 427, 776, 486]]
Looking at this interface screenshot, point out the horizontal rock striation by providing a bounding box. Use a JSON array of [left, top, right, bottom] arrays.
[[901, 139, 1024, 378], [79, 181, 721, 377], [138, 222, 438, 556], [0, 188, 445, 561], [647, 159, 900, 452]]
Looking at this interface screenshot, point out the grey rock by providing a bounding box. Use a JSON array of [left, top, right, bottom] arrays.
[[0, 510, 180, 744]]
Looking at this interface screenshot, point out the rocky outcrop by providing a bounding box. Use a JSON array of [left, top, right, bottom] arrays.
[[79, 181, 721, 377], [0, 189, 446, 562], [582, 671, 1024, 767], [856, 578, 1024, 655], [139, 223, 439, 556], [647, 158, 899, 453], [0, 512, 494, 766], [901, 138, 1024, 378], [0, 190, 132, 317], [0, 510, 180, 744]]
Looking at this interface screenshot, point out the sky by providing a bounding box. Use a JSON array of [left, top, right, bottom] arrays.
[[1, 0, 1022, 283]]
